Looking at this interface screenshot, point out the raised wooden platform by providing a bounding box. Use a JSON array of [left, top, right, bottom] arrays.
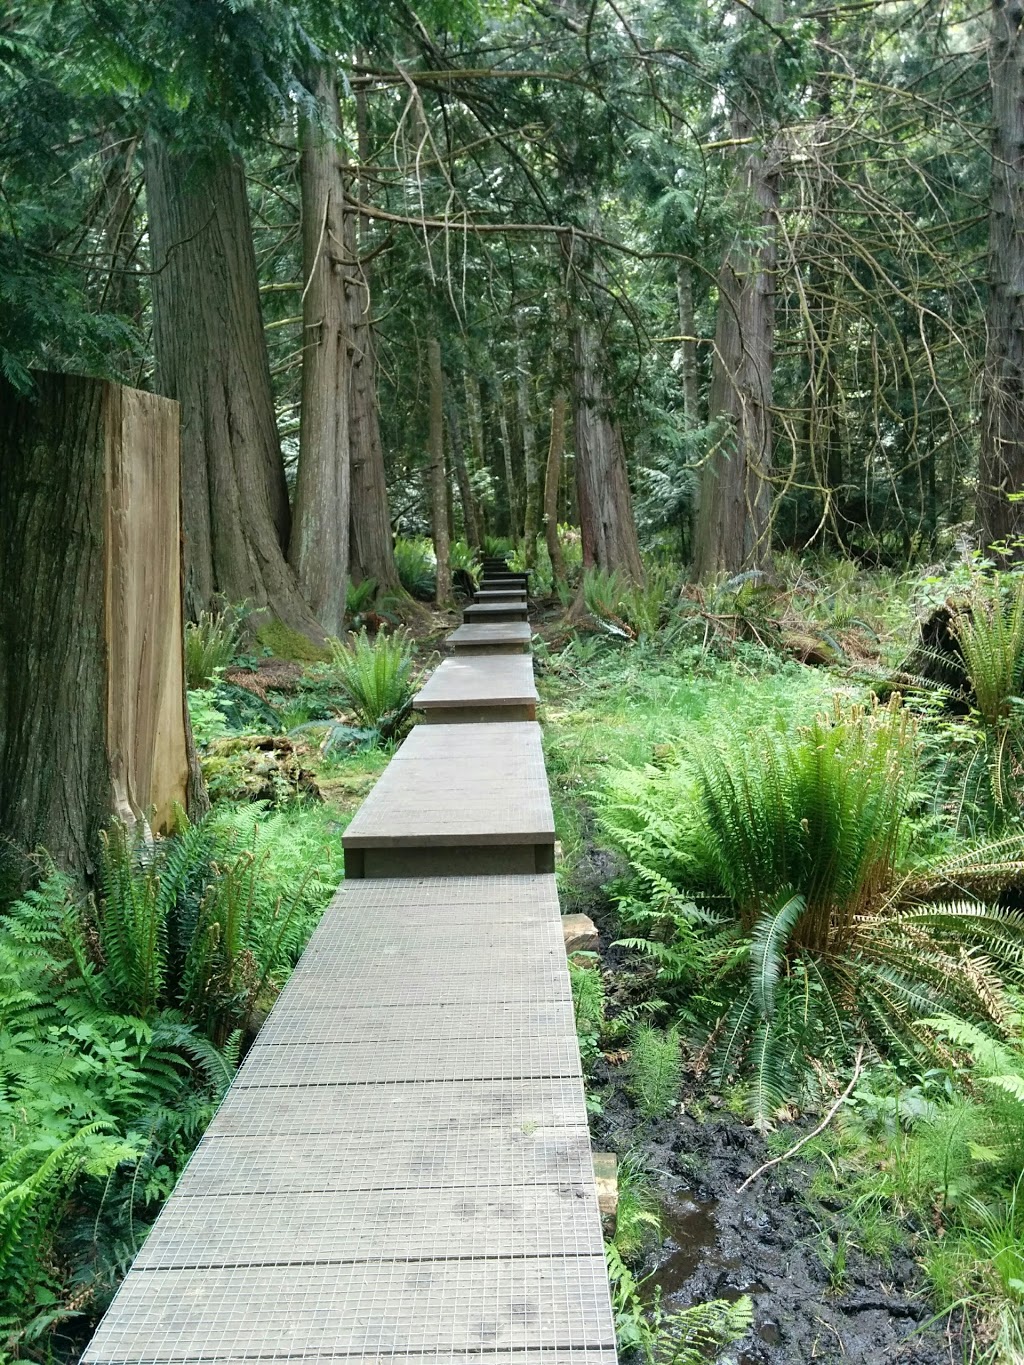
[[448, 621, 532, 655], [82, 877, 615, 1365], [413, 654, 537, 723], [342, 722, 555, 877], [464, 600, 528, 623]]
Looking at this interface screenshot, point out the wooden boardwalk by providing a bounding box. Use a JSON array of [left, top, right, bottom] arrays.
[[414, 655, 538, 722], [449, 620, 532, 654], [82, 574, 616, 1365]]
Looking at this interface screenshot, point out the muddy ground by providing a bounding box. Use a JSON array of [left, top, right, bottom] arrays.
[[568, 848, 959, 1365]]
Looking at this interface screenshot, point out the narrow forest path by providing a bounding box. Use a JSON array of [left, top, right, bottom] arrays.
[[82, 566, 616, 1364]]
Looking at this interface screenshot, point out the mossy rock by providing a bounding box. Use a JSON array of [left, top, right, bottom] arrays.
[[256, 620, 331, 662]]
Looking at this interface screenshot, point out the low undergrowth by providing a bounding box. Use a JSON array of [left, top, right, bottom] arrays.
[[542, 566, 1024, 1361]]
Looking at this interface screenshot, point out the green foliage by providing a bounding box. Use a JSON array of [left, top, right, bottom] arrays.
[[346, 577, 378, 621], [323, 628, 417, 731], [598, 696, 1024, 1126], [627, 1024, 682, 1119], [582, 567, 675, 642], [569, 959, 605, 1072], [613, 1153, 662, 1262], [0, 804, 338, 1342], [184, 608, 243, 688], [952, 576, 1024, 732], [607, 1243, 753, 1364], [393, 538, 437, 600]]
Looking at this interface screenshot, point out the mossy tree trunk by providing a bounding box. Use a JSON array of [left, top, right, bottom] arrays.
[[544, 390, 568, 585]]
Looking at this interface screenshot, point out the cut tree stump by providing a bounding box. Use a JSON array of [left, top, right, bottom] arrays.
[[0, 373, 203, 878]]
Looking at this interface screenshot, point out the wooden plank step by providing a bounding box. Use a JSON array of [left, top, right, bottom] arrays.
[[414, 654, 537, 723], [448, 621, 532, 655], [342, 723, 554, 877], [475, 587, 527, 601], [464, 600, 528, 623]]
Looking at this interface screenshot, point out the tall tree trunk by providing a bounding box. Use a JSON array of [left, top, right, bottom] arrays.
[[346, 84, 404, 594], [978, 0, 1024, 557], [544, 390, 568, 584], [447, 393, 481, 548], [570, 319, 644, 582], [498, 395, 519, 543], [144, 134, 323, 637], [464, 373, 490, 538], [427, 338, 451, 603], [0, 375, 205, 881], [676, 264, 701, 429], [517, 335, 541, 565], [290, 68, 349, 637], [693, 113, 777, 582]]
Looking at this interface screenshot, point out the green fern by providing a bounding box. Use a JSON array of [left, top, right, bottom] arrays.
[[324, 627, 417, 730], [628, 1024, 682, 1119]]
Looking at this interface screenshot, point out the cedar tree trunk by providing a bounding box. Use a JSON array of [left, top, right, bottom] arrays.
[[571, 318, 644, 582], [447, 393, 481, 548], [693, 113, 777, 582], [346, 89, 404, 594], [144, 133, 323, 638], [978, 0, 1024, 557], [290, 68, 350, 636], [544, 391, 568, 585], [517, 336, 541, 565], [427, 338, 452, 603], [0, 375, 204, 880]]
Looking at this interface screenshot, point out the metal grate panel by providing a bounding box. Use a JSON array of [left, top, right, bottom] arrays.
[[84, 1257, 616, 1361]]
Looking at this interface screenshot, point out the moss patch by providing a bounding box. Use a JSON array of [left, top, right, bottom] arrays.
[[256, 620, 331, 662]]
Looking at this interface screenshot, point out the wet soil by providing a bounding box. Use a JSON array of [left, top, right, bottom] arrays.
[[569, 838, 957, 1365]]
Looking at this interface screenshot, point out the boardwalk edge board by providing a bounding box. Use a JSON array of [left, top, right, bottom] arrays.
[[82, 576, 617, 1365]]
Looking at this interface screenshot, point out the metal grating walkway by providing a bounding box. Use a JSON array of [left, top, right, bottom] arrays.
[[82, 585, 617, 1365]]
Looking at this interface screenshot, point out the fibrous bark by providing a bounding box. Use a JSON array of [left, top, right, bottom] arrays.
[[978, 0, 1024, 557], [290, 68, 350, 636], [144, 133, 322, 637], [427, 338, 452, 603], [346, 87, 404, 594], [517, 335, 540, 565], [544, 390, 568, 584], [693, 111, 777, 582], [0, 374, 203, 880], [570, 318, 644, 582], [447, 393, 481, 548], [498, 394, 519, 541]]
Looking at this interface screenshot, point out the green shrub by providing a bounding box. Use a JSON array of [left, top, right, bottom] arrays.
[[185, 608, 242, 687], [0, 805, 339, 1341], [325, 628, 416, 730], [628, 1024, 682, 1119], [393, 538, 436, 600], [613, 1153, 662, 1262], [569, 959, 605, 1072], [346, 577, 378, 619], [599, 697, 1024, 1125], [582, 566, 674, 642]]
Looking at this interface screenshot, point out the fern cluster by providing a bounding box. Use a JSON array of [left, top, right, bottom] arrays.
[[598, 696, 1024, 1126], [323, 628, 417, 731], [0, 802, 339, 1346]]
